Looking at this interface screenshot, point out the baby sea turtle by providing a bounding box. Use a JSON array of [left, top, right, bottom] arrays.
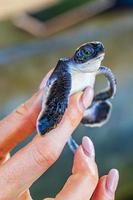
[[37, 41, 116, 152]]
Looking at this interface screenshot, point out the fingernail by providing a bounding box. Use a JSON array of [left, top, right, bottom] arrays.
[[39, 75, 49, 89], [82, 136, 95, 158], [81, 87, 94, 110], [106, 169, 119, 195], [39, 70, 53, 89], [39, 77, 47, 89]]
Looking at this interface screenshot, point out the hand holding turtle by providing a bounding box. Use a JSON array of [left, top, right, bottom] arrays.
[[0, 72, 119, 200]]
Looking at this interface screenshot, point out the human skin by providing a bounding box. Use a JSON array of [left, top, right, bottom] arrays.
[[0, 71, 119, 200]]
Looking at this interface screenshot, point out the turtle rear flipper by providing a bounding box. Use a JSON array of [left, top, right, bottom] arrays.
[[81, 101, 112, 127], [37, 71, 71, 135]]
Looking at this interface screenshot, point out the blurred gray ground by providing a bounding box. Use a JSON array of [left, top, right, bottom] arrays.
[[0, 9, 133, 200]]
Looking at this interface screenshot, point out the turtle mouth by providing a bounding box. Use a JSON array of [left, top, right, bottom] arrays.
[[69, 52, 105, 73], [77, 53, 105, 73], [95, 52, 105, 61]]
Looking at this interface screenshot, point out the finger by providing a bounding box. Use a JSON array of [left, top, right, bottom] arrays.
[[0, 89, 43, 159], [0, 71, 52, 159], [0, 153, 10, 165], [55, 137, 98, 200], [44, 199, 54, 200], [0, 154, 32, 200], [92, 169, 119, 200], [0, 87, 94, 199], [39, 69, 53, 89], [16, 191, 32, 200]]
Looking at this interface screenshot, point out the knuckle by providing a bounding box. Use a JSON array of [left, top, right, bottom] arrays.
[[89, 171, 99, 187], [15, 103, 36, 128], [15, 103, 29, 117], [82, 164, 98, 187], [79, 171, 98, 192], [67, 104, 83, 127], [90, 165, 98, 186], [31, 142, 59, 168]]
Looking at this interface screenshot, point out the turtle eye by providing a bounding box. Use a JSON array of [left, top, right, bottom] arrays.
[[74, 46, 95, 63], [79, 47, 94, 61], [82, 47, 94, 56]]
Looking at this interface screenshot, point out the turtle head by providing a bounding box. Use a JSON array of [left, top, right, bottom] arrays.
[[73, 41, 105, 72]]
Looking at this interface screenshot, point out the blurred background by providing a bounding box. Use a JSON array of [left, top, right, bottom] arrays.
[[0, 0, 133, 199]]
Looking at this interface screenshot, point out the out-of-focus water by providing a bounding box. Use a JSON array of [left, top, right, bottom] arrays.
[[0, 9, 133, 200]]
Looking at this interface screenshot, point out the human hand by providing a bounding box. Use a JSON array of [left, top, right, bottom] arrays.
[[0, 71, 119, 200]]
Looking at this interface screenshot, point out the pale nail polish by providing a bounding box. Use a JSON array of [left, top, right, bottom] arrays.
[[106, 169, 119, 194], [39, 70, 53, 89], [82, 136, 95, 158], [82, 87, 94, 110], [39, 77, 47, 89]]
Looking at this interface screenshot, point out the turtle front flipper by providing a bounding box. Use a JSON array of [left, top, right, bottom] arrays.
[[81, 66, 116, 127], [93, 66, 117, 101], [37, 72, 71, 135]]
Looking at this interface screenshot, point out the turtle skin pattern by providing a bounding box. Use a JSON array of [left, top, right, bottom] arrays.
[[37, 71, 71, 135]]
